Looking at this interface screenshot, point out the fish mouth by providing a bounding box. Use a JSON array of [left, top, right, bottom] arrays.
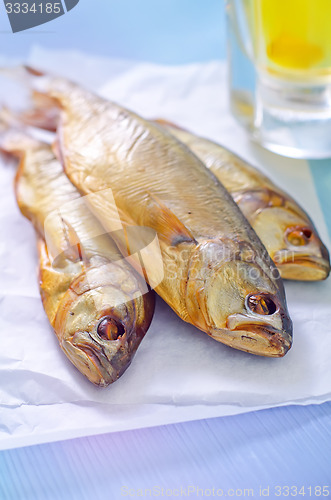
[[232, 324, 291, 357], [61, 328, 130, 387], [275, 252, 330, 281], [213, 319, 292, 357]]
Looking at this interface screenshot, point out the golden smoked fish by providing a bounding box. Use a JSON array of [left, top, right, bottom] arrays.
[[0, 128, 155, 386], [19, 72, 293, 357], [156, 121, 330, 282]]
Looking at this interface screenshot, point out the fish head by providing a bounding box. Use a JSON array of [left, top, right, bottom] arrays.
[[273, 221, 330, 281], [53, 265, 154, 386], [236, 190, 330, 281], [252, 209, 330, 281], [185, 240, 292, 357]]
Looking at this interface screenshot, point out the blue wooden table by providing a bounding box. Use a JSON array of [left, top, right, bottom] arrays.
[[0, 403, 331, 499], [0, 1, 330, 498]]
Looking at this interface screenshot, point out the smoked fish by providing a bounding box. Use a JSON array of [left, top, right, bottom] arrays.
[[0, 127, 155, 386], [17, 71, 293, 357], [156, 121, 330, 281]]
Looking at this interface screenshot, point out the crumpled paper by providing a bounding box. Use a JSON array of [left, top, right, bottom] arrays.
[[0, 46, 330, 451]]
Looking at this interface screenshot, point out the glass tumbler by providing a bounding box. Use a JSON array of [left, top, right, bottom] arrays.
[[226, 0, 331, 158]]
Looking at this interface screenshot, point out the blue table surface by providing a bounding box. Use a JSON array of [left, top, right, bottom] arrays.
[[0, 1, 330, 498], [1, 403, 331, 500]]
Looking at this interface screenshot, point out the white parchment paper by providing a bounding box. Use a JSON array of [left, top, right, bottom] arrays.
[[0, 47, 330, 450]]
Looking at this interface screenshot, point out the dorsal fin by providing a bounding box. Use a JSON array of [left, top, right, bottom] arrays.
[[61, 217, 89, 265], [146, 192, 196, 246], [48, 216, 89, 270], [0, 107, 47, 155]]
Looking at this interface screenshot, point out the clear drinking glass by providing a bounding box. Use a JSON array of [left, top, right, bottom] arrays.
[[226, 0, 331, 159]]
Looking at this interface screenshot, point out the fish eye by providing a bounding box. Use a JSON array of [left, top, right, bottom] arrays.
[[286, 227, 313, 246], [246, 294, 277, 316], [97, 316, 125, 341], [302, 228, 313, 239]]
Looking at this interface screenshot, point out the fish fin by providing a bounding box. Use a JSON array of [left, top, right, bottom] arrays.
[[52, 136, 64, 166], [17, 91, 60, 132], [0, 106, 50, 155], [56, 217, 90, 268], [147, 192, 196, 246], [0, 66, 59, 131], [37, 238, 75, 326]]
